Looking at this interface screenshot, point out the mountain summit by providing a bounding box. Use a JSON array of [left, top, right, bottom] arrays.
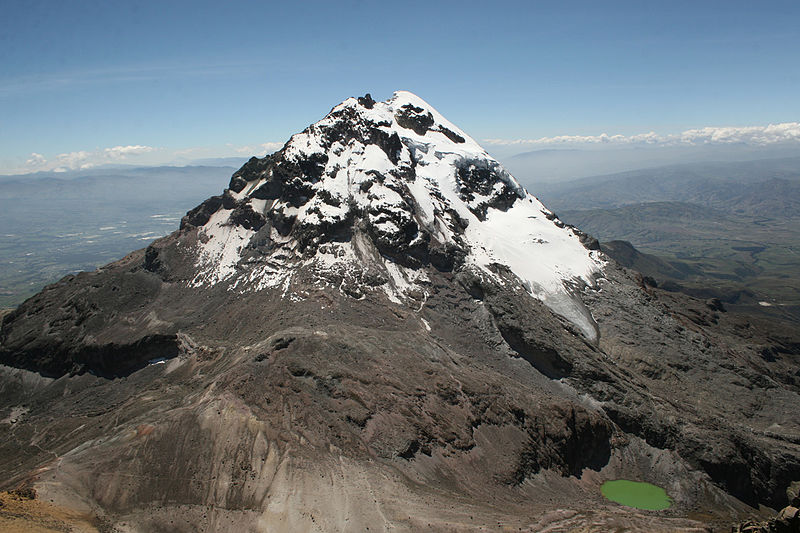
[[181, 91, 602, 339], [1, 92, 798, 532]]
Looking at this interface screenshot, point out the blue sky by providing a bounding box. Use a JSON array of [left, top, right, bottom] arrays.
[[1, 0, 799, 173]]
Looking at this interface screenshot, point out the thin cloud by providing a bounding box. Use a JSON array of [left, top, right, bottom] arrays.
[[23, 145, 158, 172], [103, 145, 155, 157], [10, 122, 799, 175], [485, 122, 800, 148], [678, 123, 800, 145], [13, 141, 284, 174], [0, 61, 275, 97], [25, 153, 46, 166], [233, 142, 284, 156]]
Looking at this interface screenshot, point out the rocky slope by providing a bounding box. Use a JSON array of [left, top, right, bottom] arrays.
[[0, 91, 798, 532]]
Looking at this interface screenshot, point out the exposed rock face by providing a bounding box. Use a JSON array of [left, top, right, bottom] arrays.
[[733, 505, 800, 532], [0, 92, 798, 531]]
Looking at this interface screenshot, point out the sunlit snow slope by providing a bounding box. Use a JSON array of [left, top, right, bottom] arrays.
[[185, 91, 605, 339]]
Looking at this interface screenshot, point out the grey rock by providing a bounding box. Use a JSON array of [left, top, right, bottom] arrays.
[[0, 92, 798, 532]]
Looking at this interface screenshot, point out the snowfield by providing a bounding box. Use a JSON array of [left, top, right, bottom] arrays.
[[191, 91, 605, 339]]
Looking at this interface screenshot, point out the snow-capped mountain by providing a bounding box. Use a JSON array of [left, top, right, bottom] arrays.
[[1, 91, 798, 532], [183, 91, 603, 339]]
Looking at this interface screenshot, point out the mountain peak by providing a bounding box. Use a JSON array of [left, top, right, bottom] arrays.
[[177, 91, 604, 338], [2, 93, 798, 530]]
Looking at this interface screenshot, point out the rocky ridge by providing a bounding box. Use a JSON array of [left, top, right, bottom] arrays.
[[176, 90, 603, 339], [0, 92, 798, 532]]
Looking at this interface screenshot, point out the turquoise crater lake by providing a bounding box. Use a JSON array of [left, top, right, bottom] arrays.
[[601, 480, 672, 510]]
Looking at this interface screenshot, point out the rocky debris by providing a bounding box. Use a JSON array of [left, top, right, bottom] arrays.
[[0, 490, 102, 532], [732, 505, 800, 532], [707, 297, 726, 312], [790, 482, 800, 506], [8, 487, 36, 500], [0, 91, 798, 531], [581, 260, 800, 509], [577, 230, 601, 250]]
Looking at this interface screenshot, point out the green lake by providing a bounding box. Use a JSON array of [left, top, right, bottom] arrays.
[[600, 480, 672, 510]]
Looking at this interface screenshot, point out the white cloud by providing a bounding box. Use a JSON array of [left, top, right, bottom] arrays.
[[26, 153, 46, 166], [22, 145, 159, 172], [0, 61, 275, 98], [678, 123, 800, 145], [14, 122, 796, 176], [233, 142, 284, 156], [484, 122, 800, 148], [53, 150, 93, 171], [103, 145, 155, 158], [12, 140, 285, 175], [172, 146, 207, 157]]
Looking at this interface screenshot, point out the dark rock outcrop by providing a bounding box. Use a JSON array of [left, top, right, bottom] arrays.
[[0, 91, 798, 532]]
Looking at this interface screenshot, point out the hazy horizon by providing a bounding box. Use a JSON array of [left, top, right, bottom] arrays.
[[2, 1, 799, 175], [4, 144, 800, 193]]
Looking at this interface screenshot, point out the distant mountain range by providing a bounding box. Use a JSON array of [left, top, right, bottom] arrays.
[[500, 145, 800, 184], [536, 157, 800, 215], [535, 159, 800, 322]]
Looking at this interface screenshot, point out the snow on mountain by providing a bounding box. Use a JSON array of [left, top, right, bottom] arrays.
[[184, 91, 605, 339]]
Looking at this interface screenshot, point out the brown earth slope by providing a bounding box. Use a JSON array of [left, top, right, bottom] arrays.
[[1, 92, 799, 532]]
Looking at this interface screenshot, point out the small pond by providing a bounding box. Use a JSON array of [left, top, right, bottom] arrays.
[[601, 480, 672, 510]]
